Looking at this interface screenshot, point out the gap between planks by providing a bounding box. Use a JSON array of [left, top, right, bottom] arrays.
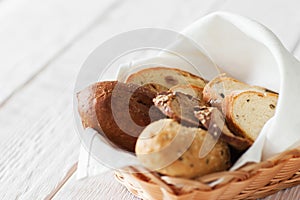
[[45, 162, 78, 200]]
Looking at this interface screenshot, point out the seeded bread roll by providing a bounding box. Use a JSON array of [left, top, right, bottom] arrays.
[[203, 75, 274, 109], [126, 67, 207, 89], [135, 119, 231, 178], [223, 90, 278, 142], [77, 81, 165, 152], [170, 84, 204, 99], [153, 91, 206, 127]]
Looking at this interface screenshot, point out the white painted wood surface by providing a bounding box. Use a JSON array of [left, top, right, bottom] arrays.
[[0, 0, 299, 199]]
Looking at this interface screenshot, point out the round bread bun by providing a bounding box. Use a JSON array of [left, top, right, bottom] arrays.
[[135, 119, 231, 178]]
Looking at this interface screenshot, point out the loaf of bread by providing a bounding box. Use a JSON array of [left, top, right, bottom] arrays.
[[135, 119, 231, 178], [194, 106, 252, 151], [77, 81, 165, 152], [203, 75, 273, 109], [169, 84, 204, 99], [223, 90, 278, 142], [126, 67, 207, 89], [153, 91, 205, 127]]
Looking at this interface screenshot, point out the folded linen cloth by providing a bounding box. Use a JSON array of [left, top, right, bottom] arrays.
[[76, 12, 300, 179]]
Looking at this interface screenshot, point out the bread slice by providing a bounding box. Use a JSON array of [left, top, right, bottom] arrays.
[[169, 84, 203, 99], [203, 75, 275, 109], [126, 67, 207, 89], [223, 90, 278, 142], [194, 106, 252, 151], [135, 119, 231, 178], [77, 81, 165, 152], [153, 91, 205, 127]]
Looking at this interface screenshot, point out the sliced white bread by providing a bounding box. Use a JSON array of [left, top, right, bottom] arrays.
[[223, 90, 278, 142], [126, 67, 207, 89], [169, 84, 204, 100], [203, 75, 276, 109]]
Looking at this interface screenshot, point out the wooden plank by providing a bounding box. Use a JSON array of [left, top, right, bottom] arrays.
[[0, 0, 120, 105], [264, 185, 300, 200], [49, 0, 300, 199], [45, 163, 78, 200], [0, 0, 227, 199], [220, 0, 300, 52], [1, 0, 299, 199], [53, 171, 140, 200], [0, 1, 225, 199]]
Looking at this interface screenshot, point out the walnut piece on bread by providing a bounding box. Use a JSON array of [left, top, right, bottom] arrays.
[[194, 106, 252, 151], [77, 81, 165, 152], [136, 119, 231, 178], [153, 91, 206, 127]]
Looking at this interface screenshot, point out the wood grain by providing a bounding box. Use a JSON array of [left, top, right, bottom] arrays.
[[45, 163, 78, 200], [0, 0, 120, 105], [0, 0, 299, 199], [0, 1, 223, 199]]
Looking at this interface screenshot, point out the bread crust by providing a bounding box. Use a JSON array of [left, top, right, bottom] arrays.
[[135, 119, 231, 178], [223, 90, 278, 142], [169, 84, 204, 99], [153, 91, 206, 127], [193, 106, 252, 151], [203, 75, 272, 109], [126, 67, 207, 89], [77, 81, 165, 152]]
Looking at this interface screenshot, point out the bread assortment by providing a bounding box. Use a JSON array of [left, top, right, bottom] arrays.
[[77, 66, 278, 179]]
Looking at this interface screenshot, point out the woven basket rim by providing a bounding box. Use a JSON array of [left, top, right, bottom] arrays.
[[115, 146, 300, 199]]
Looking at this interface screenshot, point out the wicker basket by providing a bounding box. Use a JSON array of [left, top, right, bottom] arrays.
[[115, 146, 300, 200]]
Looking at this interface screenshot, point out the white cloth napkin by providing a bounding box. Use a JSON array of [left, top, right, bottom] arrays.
[[77, 12, 300, 179]]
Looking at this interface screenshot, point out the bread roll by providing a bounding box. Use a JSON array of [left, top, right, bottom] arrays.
[[136, 119, 231, 178], [77, 81, 165, 152]]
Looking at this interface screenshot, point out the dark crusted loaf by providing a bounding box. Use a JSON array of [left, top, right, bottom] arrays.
[[77, 81, 165, 152]]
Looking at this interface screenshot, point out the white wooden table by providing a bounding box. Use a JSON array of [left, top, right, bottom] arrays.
[[1, 0, 300, 199]]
